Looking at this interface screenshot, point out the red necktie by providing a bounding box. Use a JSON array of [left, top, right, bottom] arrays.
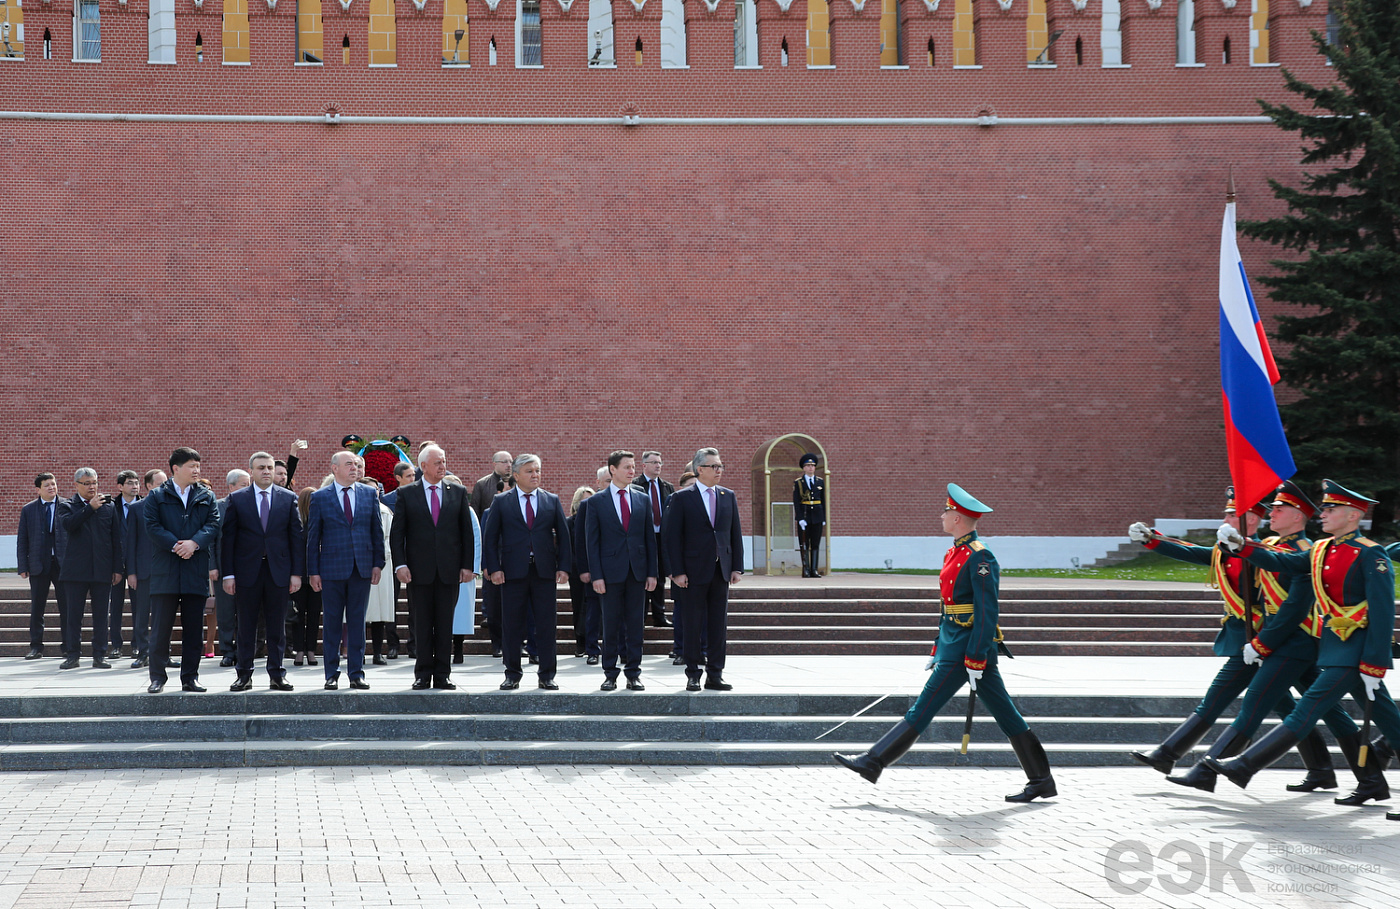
[[650, 480, 661, 529], [525, 493, 535, 529], [342, 487, 353, 527], [619, 488, 630, 532], [429, 485, 440, 525]]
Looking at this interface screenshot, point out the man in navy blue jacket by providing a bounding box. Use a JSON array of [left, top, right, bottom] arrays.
[[16, 473, 63, 660], [144, 449, 221, 693], [221, 452, 305, 692], [586, 450, 657, 690]]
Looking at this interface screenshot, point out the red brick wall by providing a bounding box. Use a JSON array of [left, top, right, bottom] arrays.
[[0, 1, 1336, 537]]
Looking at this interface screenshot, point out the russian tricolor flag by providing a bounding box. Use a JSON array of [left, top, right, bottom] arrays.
[[1219, 200, 1295, 510]]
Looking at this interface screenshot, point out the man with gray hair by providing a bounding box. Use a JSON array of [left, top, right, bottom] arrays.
[[662, 447, 744, 691], [214, 468, 252, 667], [56, 468, 124, 669], [483, 454, 572, 690]]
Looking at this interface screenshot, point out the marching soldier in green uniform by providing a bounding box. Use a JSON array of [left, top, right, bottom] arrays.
[[834, 484, 1056, 802], [1209, 480, 1400, 818], [1124, 487, 1338, 788], [793, 453, 825, 578], [1164, 482, 1380, 796]]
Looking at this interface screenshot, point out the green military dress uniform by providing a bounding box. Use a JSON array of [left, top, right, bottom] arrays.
[[834, 484, 1056, 803]]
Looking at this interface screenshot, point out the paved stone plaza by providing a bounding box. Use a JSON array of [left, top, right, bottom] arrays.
[[0, 763, 1395, 909]]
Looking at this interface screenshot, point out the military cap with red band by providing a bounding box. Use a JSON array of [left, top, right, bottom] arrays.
[[1319, 479, 1378, 513], [1269, 480, 1317, 519]]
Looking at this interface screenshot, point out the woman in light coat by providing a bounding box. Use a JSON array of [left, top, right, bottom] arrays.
[[447, 475, 484, 664], [361, 478, 398, 665]]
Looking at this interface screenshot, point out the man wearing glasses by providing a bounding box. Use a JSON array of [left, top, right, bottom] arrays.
[[661, 447, 743, 691], [56, 468, 124, 669]]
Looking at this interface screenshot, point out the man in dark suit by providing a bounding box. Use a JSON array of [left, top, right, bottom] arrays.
[[145, 448, 221, 693], [104, 469, 142, 660], [587, 450, 657, 691], [56, 468, 124, 670], [482, 454, 571, 690], [16, 472, 64, 660], [793, 453, 827, 578], [213, 469, 251, 667], [307, 450, 385, 691], [662, 447, 744, 691], [391, 444, 476, 690], [220, 451, 305, 692], [632, 450, 675, 632], [125, 468, 166, 668]]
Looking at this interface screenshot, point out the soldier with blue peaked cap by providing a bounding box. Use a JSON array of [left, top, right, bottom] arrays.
[[834, 483, 1057, 802]]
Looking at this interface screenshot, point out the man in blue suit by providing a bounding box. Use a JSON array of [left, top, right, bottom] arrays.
[[483, 454, 571, 690], [307, 450, 384, 690], [16, 472, 64, 660], [662, 447, 744, 692], [586, 450, 657, 691], [221, 451, 305, 692], [145, 449, 221, 693], [125, 468, 166, 668]]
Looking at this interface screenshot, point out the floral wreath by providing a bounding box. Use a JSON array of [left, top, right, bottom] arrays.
[[346, 436, 412, 492]]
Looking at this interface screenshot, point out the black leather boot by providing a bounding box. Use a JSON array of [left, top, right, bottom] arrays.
[[1168, 726, 1250, 792], [1131, 713, 1214, 774], [1286, 729, 1338, 791], [1006, 730, 1057, 802], [833, 720, 920, 784], [1388, 809, 1399, 821], [1205, 724, 1300, 789], [1333, 732, 1391, 806], [1370, 736, 1395, 771]]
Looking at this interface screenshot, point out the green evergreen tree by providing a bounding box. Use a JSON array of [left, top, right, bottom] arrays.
[[1240, 0, 1400, 535]]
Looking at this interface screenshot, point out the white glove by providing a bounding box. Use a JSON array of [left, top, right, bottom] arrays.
[[967, 668, 982, 691], [1128, 522, 1152, 543], [924, 655, 937, 672], [1362, 674, 1383, 701], [1217, 523, 1245, 552], [798, 520, 807, 530], [1242, 643, 1261, 665]]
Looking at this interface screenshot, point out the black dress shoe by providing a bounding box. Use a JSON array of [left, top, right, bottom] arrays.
[[306, 654, 318, 666], [492, 648, 503, 659], [626, 678, 645, 691], [92, 658, 111, 669], [407, 647, 417, 660], [147, 681, 164, 694], [452, 653, 464, 665], [575, 648, 586, 658], [230, 676, 254, 692], [269, 678, 295, 691], [538, 678, 559, 690], [107, 646, 123, 660], [586, 655, 600, 666], [500, 678, 520, 690], [182, 680, 207, 693], [652, 609, 672, 628], [528, 655, 540, 665], [324, 674, 340, 691], [387, 647, 398, 659], [372, 654, 386, 666], [686, 678, 702, 691], [601, 678, 618, 691], [672, 654, 686, 666], [433, 679, 457, 690], [219, 655, 237, 668], [164, 658, 178, 668], [59, 657, 80, 670], [131, 657, 149, 669], [412, 678, 431, 690], [24, 649, 42, 660], [349, 676, 370, 690], [704, 677, 733, 691]]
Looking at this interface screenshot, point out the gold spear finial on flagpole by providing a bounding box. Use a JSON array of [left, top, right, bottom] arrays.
[[1227, 165, 1236, 204]]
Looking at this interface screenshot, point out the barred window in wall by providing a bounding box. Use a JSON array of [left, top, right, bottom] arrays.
[[298, 0, 324, 63], [149, 0, 177, 63], [519, 0, 541, 66], [442, 0, 469, 65], [1, 0, 24, 60], [75, 0, 100, 61], [733, 0, 758, 68]]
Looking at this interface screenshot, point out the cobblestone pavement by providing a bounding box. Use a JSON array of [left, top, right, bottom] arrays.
[[0, 765, 1395, 908]]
